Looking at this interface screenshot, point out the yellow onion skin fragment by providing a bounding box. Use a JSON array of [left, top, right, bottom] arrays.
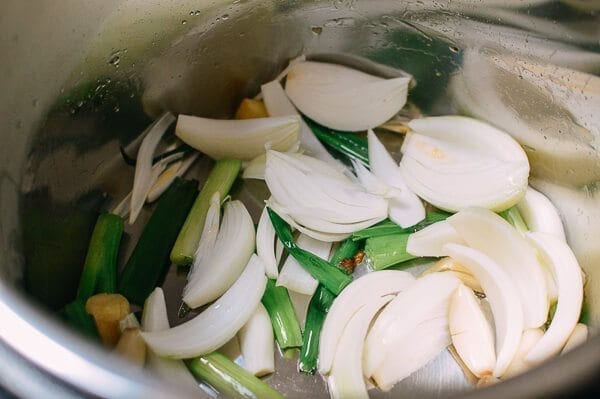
[[524, 232, 584, 364], [399, 116, 529, 213], [318, 270, 415, 375], [449, 284, 496, 379], [448, 207, 548, 329], [503, 328, 544, 379], [327, 295, 393, 399], [364, 272, 460, 378], [443, 243, 523, 378], [141, 255, 267, 358]]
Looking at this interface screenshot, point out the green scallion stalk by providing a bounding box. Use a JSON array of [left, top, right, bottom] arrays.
[[298, 285, 332, 374], [170, 159, 241, 266], [76, 213, 124, 301], [119, 178, 198, 305], [62, 299, 99, 340], [329, 238, 362, 270], [352, 211, 451, 241], [499, 206, 528, 233], [304, 118, 369, 166], [267, 208, 352, 295], [365, 233, 418, 271], [261, 279, 303, 350], [188, 352, 285, 399]]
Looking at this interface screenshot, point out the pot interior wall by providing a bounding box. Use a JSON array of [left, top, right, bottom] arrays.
[[1, 1, 599, 398]]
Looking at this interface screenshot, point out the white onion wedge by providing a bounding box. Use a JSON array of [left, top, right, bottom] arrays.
[[276, 233, 332, 295], [517, 186, 566, 241], [371, 315, 450, 391], [364, 272, 460, 378], [261, 79, 342, 169], [448, 207, 548, 329], [176, 114, 300, 160], [141, 288, 200, 392], [242, 153, 267, 180], [443, 243, 523, 377], [367, 130, 425, 227], [422, 257, 482, 293], [524, 232, 584, 364], [284, 61, 410, 132], [503, 328, 544, 379], [129, 112, 176, 224], [147, 153, 199, 203], [327, 295, 393, 399], [142, 254, 267, 358], [237, 304, 275, 377], [406, 220, 466, 257], [318, 270, 415, 375], [449, 284, 496, 379], [265, 151, 388, 241], [399, 116, 529, 212], [183, 200, 255, 308], [256, 206, 279, 279], [561, 323, 588, 354]]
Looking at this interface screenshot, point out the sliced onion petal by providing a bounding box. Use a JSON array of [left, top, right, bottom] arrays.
[[524, 232, 584, 364], [237, 303, 275, 377], [141, 254, 267, 358], [256, 206, 279, 279], [406, 220, 466, 257], [561, 323, 589, 354], [183, 200, 255, 308], [176, 114, 300, 160], [517, 186, 566, 241], [186, 192, 221, 284], [147, 153, 199, 203], [503, 328, 544, 379], [318, 270, 415, 375]]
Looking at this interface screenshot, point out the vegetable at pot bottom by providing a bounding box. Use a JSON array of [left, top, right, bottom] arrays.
[[261, 278, 303, 351], [298, 285, 335, 374], [85, 293, 131, 347]]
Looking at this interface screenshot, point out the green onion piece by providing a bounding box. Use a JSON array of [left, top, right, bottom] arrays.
[[304, 118, 369, 166], [76, 213, 124, 301], [329, 238, 362, 270], [365, 233, 418, 271], [299, 285, 331, 374], [352, 211, 451, 241], [119, 178, 198, 305], [170, 159, 241, 266], [267, 208, 352, 295], [261, 279, 303, 350], [499, 206, 528, 233], [188, 352, 285, 399], [62, 299, 99, 340]]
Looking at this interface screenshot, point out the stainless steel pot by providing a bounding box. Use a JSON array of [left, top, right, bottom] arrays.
[[1, 1, 599, 398]]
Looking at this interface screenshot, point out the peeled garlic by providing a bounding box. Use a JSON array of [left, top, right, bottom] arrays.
[[399, 116, 529, 212], [449, 284, 496, 379], [443, 243, 523, 378], [503, 328, 544, 379], [284, 61, 410, 131]]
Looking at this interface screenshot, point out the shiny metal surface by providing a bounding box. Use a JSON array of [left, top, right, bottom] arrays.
[[0, 0, 599, 398]]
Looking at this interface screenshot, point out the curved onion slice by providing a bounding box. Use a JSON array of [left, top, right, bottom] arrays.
[[265, 151, 388, 241], [561, 323, 588, 354], [399, 116, 529, 212], [449, 284, 496, 379], [524, 232, 584, 364], [443, 243, 523, 377], [147, 153, 199, 203], [256, 206, 279, 279], [130, 112, 176, 224], [503, 328, 544, 379], [406, 220, 466, 257], [448, 207, 548, 329], [176, 114, 300, 160], [284, 61, 410, 131], [276, 233, 332, 295], [141, 288, 201, 392], [183, 200, 255, 308], [318, 270, 415, 375], [327, 295, 393, 399], [517, 186, 566, 240], [367, 130, 425, 227], [364, 272, 460, 378], [186, 192, 220, 283], [237, 303, 275, 377], [422, 257, 482, 293], [142, 254, 267, 358], [261, 79, 342, 169], [371, 315, 450, 392]]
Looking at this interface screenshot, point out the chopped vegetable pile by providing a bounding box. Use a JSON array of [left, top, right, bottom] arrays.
[[61, 56, 589, 398]]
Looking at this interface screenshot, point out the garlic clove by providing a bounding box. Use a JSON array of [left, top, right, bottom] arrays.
[[502, 328, 544, 379]]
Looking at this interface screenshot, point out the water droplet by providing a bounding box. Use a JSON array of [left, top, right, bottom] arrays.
[[77, 100, 84, 108], [190, 10, 195, 16], [448, 45, 459, 53], [182, 20, 187, 25], [221, 13, 229, 20], [114, 106, 120, 113], [32, 99, 39, 107], [195, 10, 201, 16], [311, 26, 323, 35], [15, 120, 23, 129], [108, 51, 120, 67]]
